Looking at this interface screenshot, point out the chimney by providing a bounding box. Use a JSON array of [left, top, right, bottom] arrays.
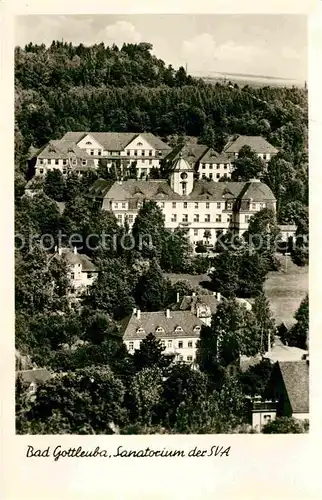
[[137, 309, 141, 319], [73, 246, 77, 255], [133, 307, 137, 315], [166, 309, 171, 318], [217, 292, 221, 302], [176, 292, 180, 304]]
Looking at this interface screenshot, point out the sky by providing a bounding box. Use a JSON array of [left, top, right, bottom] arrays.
[[15, 14, 307, 82]]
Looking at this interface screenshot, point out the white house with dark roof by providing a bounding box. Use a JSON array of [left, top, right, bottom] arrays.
[[197, 148, 233, 180], [16, 368, 52, 395], [32, 140, 96, 177], [61, 131, 171, 178], [179, 292, 252, 326], [121, 308, 204, 363], [88, 155, 276, 246], [224, 135, 279, 162], [50, 247, 98, 294]]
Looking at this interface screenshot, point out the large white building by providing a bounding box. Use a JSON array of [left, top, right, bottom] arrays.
[[33, 140, 96, 177], [88, 155, 276, 246], [61, 131, 171, 178], [122, 308, 204, 363], [223, 135, 279, 162]]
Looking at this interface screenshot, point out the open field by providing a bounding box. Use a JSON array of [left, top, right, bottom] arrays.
[[264, 256, 308, 327], [165, 256, 308, 327]]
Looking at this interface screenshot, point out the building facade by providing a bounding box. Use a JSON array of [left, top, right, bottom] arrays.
[[197, 149, 233, 181], [32, 140, 96, 177], [122, 308, 204, 363], [88, 155, 276, 246], [61, 131, 171, 178], [50, 247, 98, 294], [223, 135, 279, 162]]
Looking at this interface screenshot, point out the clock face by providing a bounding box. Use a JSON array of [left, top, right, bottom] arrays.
[[180, 172, 188, 180]]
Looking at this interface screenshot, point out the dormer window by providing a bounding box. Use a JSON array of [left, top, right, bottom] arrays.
[[155, 326, 165, 334], [175, 326, 183, 333], [82, 160, 87, 166], [194, 325, 201, 333], [136, 327, 145, 335]]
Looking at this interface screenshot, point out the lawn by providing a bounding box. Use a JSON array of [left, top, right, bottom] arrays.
[[264, 255, 308, 327], [164, 255, 308, 327]]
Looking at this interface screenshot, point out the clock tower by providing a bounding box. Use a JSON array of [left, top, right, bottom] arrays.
[[170, 153, 194, 196]]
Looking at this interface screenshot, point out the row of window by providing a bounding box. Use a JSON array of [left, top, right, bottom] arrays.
[[164, 201, 232, 209], [38, 168, 83, 176], [200, 163, 230, 169], [117, 214, 134, 223], [128, 339, 198, 350], [171, 214, 232, 223], [200, 172, 230, 180], [39, 158, 87, 166], [70, 271, 93, 280]]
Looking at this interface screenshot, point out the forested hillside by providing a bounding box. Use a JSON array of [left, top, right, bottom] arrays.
[[15, 42, 309, 434], [15, 41, 308, 167]]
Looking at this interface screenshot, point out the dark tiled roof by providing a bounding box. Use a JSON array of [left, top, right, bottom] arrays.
[[224, 135, 279, 154], [37, 140, 91, 160], [89, 179, 276, 203], [122, 311, 205, 340], [278, 360, 309, 413], [53, 249, 97, 272], [171, 144, 209, 164], [237, 180, 276, 203], [16, 368, 52, 385], [141, 133, 171, 151], [61, 132, 170, 151], [180, 294, 219, 315], [199, 148, 232, 164], [61, 132, 87, 143]]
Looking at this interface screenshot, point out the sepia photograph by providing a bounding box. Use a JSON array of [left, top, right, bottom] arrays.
[[14, 13, 309, 436]]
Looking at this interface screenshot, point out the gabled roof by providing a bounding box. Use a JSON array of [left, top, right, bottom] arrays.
[[121, 311, 205, 340], [140, 133, 171, 151], [199, 148, 232, 164], [173, 155, 194, 172], [169, 143, 209, 164], [224, 135, 279, 154], [180, 294, 219, 315], [278, 360, 309, 413], [61, 132, 170, 151], [37, 140, 91, 160], [88, 178, 276, 203], [52, 248, 97, 272], [264, 343, 307, 363], [237, 180, 276, 202]]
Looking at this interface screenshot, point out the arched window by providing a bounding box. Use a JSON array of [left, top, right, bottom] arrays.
[[175, 326, 183, 333], [155, 326, 164, 334], [86, 141, 92, 145], [194, 325, 201, 333], [137, 142, 143, 146], [136, 327, 145, 335]]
